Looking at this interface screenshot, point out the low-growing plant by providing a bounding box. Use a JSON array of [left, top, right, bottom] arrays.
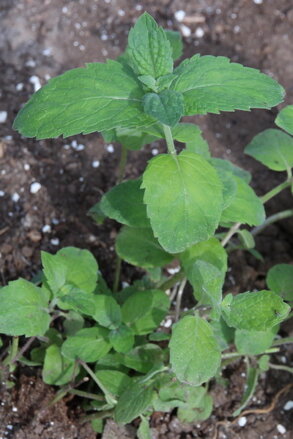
[[1, 13, 292, 436]]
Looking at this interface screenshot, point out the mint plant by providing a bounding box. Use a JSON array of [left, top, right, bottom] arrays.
[[0, 13, 292, 435]]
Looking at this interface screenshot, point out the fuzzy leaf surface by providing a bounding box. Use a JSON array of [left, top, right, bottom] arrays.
[[142, 151, 223, 253], [245, 129, 293, 172], [172, 123, 210, 159], [95, 370, 131, 397], [109, 324, 135, 353], [169, 315, 221, 385], [92, 295, 122, 329], [275, 105, 293, 135], [61, 327, 111, 362], [221, 291, 290, 331], [42, 344, 77, 386], [0, 279, 50, 336], [143, 90, 184, 126], [235, 327, 278, 355], [114, 382, 154, 424], [126, 13, 173, 78], [171, 55, 284, 115], [266, 264, 293, 301], [165, 30, 183, 60], [13, 61, 152, 139]]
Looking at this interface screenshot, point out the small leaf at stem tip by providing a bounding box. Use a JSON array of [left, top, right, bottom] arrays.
[[275, 105, 293, 135], [143, 90, 184, 126]]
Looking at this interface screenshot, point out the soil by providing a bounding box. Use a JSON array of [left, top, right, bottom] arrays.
[[0, 0, 293, 438]]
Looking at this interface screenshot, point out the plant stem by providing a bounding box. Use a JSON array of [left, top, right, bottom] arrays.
[[113, 255, 122, 293], [163, 124, 176, 155], [221, 222, 241, 247], [269, 363, 293, 374], [117, 144, 128, 183], [273, 336, 293, 346], [251, 209, 293, 236], [175, 279, 187, 322], [158, 269, 185, 291], [79, 360, 117, 405], [11, 336, 36, 364], [69, 389, 105, 401], [261, 178, 292, 204]]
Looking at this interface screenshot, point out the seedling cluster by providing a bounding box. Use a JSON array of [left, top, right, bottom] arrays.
[[0, 13, 292, 436]]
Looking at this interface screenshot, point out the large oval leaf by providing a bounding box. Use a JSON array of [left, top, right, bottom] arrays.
[[142, 151, 223, 253], [169, 315, 221, 385]]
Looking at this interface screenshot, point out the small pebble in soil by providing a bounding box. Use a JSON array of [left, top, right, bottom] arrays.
[[42, 47, 52, 56], [92, 160, 100, 168], [0, 190, 5, 197], [24, 163, 30, 171], [122, 281, 130, 288], [30, 182, 42, 194], [25, 59, 36, 68], [180, 24, 191, 37], [50, 238, 60, 246], [42, 224, 52, 233], [234, 25, 241, 33], [164, 318, 173, 328], [151, 148, 159, 156], [118, 9, 125, 16], [253, 0, 263, 4], [174, 10, 186, 22], [283, 400, 293, 410], [135, 4, 143, 11], [0, 111, 8, 123], [62, 6, 68, 13], [16, 83, 24, 91], [52, 218, 60, 225], [238, 417, 247, 427], [6, 425, 13, 430], [167, 266, 180, 275], [106, 144, 114, 153], [277, 424, 286, 434], [29, 75, 41, 92], [195, 27, 205, 38], [11, 192, 20, 202], [12, 407, 18, 412]]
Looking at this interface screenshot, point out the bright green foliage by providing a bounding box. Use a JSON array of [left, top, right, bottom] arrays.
[[181, 238, 227, 308], [220, 176, 265, 226], [13, 61, 153, 139], [142, 151, 223, 253], [92, 295, 121, 329], [60, 290, 96, 315], [275, 105, 293, 135], [0, 279, 50, 336], [210, 158, 252, 183], [235, 327, 278, 355], [125, 13, 173, 79], [165, 29, 183, 61], [171, 55, 284, 115], [116, 226, 173, 268], [114, 382, 154, 424], [143, 90, 184, 126], [122, 344, 163, 373], [100, 179, 150, 228], [237, 229, 255, 249], [177, 386, 213, 423], [221, 291, 290, 331], [122, 290, 169, 335], [210, 317, 235, 350], [109, 324, 135, 353], [42, 344, 77, 385], [266, 264, 293, 301], [245, 129, 293, 171], [42, 247, 98, 296], [61, 327, 111, 362], [95, 370, 131, 397], [137, 417, 152, 439], [169, 316, 221, 385], [233, 366, 259, 417], [102, 127, 157, 151], [172, 123, 210, 159]]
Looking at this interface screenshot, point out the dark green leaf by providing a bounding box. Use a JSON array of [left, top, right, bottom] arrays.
[[245, 129, 293, 171], [237, 230, 255, 249], [165, 29, 183, 61], [122, 344, 163, 373], [92, 295, 121, 329], [170, 315, 221, 385], [266, 264, 293, 301], [0, 279, 50, 336], [61, 327, 111, 362], [172, 123, 210, 159], [142, 151, 223, 253], [116, 226, 173, 269], [171, 55, 284, 115], [210, 158, 251, 183], [95, 369, 131, 397], [109, 324, 134, 353], [275, 105, 293, 135], [13, 61, 152, 139], [60, 289, 96, 314], [115, 382, 154, 424], [42, 344, 78, 386], [143, 90, 184, 126], [235, 326, 278, 355], [177, 388, 213, 423]]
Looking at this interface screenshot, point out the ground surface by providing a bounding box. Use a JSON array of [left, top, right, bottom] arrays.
[[0, 0, 293, 438]]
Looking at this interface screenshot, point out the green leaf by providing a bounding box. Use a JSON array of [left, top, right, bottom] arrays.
[[42, 344, 78, 386], [258, 355, 270, 372], [169, 315, 221, 385], [60, 290, 96, 315], [213, 167, 237, 210], [92, 295, 121, 329], [122, 290, 169, 335], [126, 13, 173, 79], [109, 324, 134, 353], [115, 127, 157, 150], [233, 366, 259, 417], [172, 123, 210, 159], [221, 291, 290, 331], [210, 158, 251, 183], [235, 327, 278, 355], [143, 90, 184, 127], [165, 30, 183, 61], [266, 264, 293, 301], [116, 226, 173, 269], [181, 238, 227, 308], [100, 179, 150, 228], [115, 382, 154, 424], [42, 247, 98, 297], [245, 129, 293, 172], [122, 344, 163, 373], [13, 61, 152, 139], [237, 229, 255, 249], [220, 176, 265, 226], [177, 388, 213, 423], [275, 105, 293, 135], [137, 417, 152, 439], [88, 202, 106, 225], [142, 151, 223, 253], [95, 370, 131, 397], [171, 55, 284, 115], [61, 327, 111, 362], [138, 75, 157, 91], [0, 279, 50, 336], [63, 311, 84, 336], [210, 317, 235, 350]]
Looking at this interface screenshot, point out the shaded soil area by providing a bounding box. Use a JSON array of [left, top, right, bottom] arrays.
[[0, 0, 293, 438]]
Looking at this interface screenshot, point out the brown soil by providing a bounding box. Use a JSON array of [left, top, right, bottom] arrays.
[[0, 0, 293, 438]]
